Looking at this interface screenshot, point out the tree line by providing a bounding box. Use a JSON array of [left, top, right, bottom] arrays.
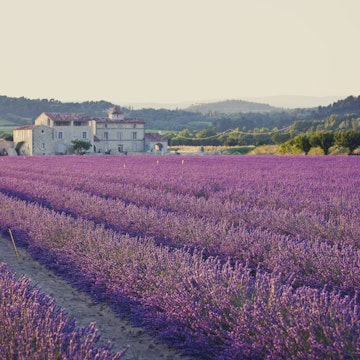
[[164, 112, 360, 151], [2, 95, 360, 133], [281, 130, 360, 155], [164, 128, 360, 155]]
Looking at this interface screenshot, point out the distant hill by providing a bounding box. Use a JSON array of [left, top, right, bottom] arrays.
[[185, 99, 280, 114], [242, 95, 344, 109], [124, 96, 345, 111]]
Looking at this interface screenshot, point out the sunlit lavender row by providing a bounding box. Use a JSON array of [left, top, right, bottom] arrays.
[[0, 154, 359, 359], [2, 155, 359, 248], [0, 156, 359, 295], [0, 263, 127, 359]]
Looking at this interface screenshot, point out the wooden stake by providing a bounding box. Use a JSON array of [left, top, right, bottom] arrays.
[[8, 228, 21, 262]]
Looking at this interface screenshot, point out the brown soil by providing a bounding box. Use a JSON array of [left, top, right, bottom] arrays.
[[0, 236, 191, 360]]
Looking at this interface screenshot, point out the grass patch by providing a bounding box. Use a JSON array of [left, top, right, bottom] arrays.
[[249, 145, 279, 155], [169, 145, 256, 154], [223, 146, 255, 155]]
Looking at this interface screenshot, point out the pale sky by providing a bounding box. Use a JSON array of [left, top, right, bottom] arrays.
[[1, 0, 360, 106]]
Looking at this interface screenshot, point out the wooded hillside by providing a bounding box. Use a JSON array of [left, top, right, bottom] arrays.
[[185, 99, 280, 114], [0, 96, 113, 126], [1, 95, 360, 135]]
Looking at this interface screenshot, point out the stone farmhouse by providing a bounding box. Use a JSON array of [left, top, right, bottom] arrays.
[[13, 106, 168, 156]]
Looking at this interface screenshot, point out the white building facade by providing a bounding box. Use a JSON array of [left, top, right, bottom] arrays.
[[13, 106, 168, 156]]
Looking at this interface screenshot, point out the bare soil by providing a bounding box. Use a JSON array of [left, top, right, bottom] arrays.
[[0, 235, 191, 360]]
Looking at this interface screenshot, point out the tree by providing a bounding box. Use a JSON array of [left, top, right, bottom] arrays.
[[223, 129, 239, 146], [324, 114, 339, 129], [195, 128, 217, 139], [71, 139, 92, 154], [259, 127, 269, 133], [309, 131, 335, 155], [2, 133, 13, 141], [271, 132, 291, 144], [172, 129, 194, 145], [293, 134, 311, 155], [176, 129, 192, 139], [334, 130, 360, 154]]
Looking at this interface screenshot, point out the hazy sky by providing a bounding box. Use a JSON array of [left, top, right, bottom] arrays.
[[1, 0, 360, 105]]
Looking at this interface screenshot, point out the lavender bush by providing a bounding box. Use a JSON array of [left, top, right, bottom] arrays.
[[0, 155, 359, 359], [0, 156, 359, 294], [0, 263, 127, 359]]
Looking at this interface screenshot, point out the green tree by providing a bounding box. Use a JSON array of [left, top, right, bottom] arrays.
[[71, 139, 92, 154], [2, 133, 13, 141], [176, 129, 192, 138], [309, 131, 335, 155], [271, 132, 291, 144], [223, 129, 241, 146], [293, 134, 311, 155], [172, 128, 194, 145], [324, 114, 339, 130], [278, 139, 296, 154], [334, 130, 360, 154], [195, 128, 217, 139]]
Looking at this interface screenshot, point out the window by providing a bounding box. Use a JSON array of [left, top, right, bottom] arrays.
[[117, 132, 122, 140], [74, 121, 82, 126], [118, 145, 123, 152], [133, 124, 136, 128], [103, 132, 108, 140], [58, 132, 63, 139], [40, 143, 45, 150], [55, 121, 69, 126], [132, 132, 137, 140], [82, 132, 87, 139]]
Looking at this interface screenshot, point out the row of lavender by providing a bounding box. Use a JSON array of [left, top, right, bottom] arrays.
[[4, 155, 358, 213], [2, 154, 359, 357], [0, 263, 127, 359], [3, 156, 359, 247], [0, 193, 358, 359], [1, 156, 359, 296]]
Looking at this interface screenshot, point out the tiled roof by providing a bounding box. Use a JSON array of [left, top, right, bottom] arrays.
[[96, 118, 145, 124], [42, 111, 144, 124], [13, 125, 37, 130], [45, 112, 90, 122]]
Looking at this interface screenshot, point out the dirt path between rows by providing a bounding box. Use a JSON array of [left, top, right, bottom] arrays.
[[0, 235, 191, 360]]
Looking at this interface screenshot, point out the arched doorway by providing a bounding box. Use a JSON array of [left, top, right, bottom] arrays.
[[15, 141, 25, 155]]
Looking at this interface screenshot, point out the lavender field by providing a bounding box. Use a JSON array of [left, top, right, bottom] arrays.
[[0, 263, 128, 359], [0, 155, 359, 359]]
